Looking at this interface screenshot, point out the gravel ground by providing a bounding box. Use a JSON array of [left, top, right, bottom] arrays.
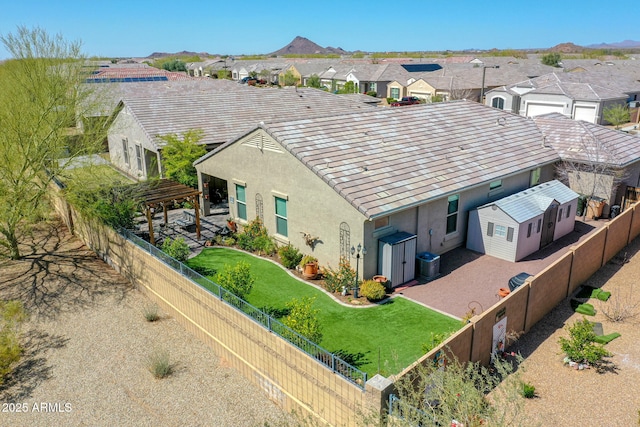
[[0, 219, 292, 427], [515, 235, 640, 426]]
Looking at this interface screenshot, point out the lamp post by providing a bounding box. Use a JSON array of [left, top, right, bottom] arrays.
[[351, 243, 366, 298], [480, 65, 499, 105]]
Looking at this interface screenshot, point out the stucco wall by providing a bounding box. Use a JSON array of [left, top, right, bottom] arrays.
[[107, 107, 158, 180]]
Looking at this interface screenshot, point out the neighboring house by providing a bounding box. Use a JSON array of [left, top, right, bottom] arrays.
[[485, 72, 635, 124], [467, 180, 578, 262], [106, 83, 375, 184], [533, 113, 640, 215], [84, 63, 192, 83], [194, 101, 559, 283]]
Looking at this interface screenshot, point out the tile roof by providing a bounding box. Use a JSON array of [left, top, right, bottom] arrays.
[[499, 72, 631, 100], [479, 180, 578, 223], [119, 85, 375, 150], [533, 115, 640, 167], [251, 101, 559, 219]]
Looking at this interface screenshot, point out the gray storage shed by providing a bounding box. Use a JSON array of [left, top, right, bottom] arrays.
[[378, 232, 417, 287], [467, 180, 579, 262]]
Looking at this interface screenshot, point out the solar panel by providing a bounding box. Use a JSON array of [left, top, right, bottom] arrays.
[[401, 64, 443, 73]]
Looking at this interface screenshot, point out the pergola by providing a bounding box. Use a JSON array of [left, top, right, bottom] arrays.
[[139, 179, 202, 245]]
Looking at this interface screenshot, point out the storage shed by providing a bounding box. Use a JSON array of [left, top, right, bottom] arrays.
[[466, 180, 579, 262]]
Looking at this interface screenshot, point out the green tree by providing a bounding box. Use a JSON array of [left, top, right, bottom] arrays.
[[559, 317, 611, 366], [217, 68, 230, 79], [161, 58, 186, 72], [337, 81, 356, 94], [541, 52, 562, 67], [306, 74, 322, 89], [282, 70, 299, 86], [0, 300, 26, 385], [282, 297, 323, 343], [161, 237, 191, 263], [0, 26, 106, 259], [603, 103, 630, 129], [158, 129, 206, 188]]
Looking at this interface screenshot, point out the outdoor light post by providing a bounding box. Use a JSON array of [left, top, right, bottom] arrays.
[[351, 243, 366, 298], [480, 65, 499, 105]]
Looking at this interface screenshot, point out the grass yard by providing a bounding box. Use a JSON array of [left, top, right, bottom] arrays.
[[187, 248, 460, 376]]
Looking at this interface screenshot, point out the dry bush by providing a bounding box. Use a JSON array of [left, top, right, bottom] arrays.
[[599, 284, 640, 322]]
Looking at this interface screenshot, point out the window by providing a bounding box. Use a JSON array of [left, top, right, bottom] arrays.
[[446, 194, 459, 234], [507, 227, 514, 242], [558, 208, 563, 222], [527, 223, 532, 238], [390, 87, 400, 99], [135, 144, 143, 172], [487, 222, 494, 236], [537, 218, 542, 233], [275, 197, 288, 237], [374, 217, 389, 229], [489, 180, 502, 194], [235, 184, 247, 220], [491, 97, 505, 110], [566, 205, 572, 218], [495, 225, 506, 237], [530, 168, 541, 186], [122, 138, 130, 166]]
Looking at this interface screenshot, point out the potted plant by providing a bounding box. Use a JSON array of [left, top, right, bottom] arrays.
[[299, 254, 319, 279], [226, 217, 237, 233]]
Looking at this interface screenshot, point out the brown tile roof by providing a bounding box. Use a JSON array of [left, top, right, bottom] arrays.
[[256, 101, 559, 218]]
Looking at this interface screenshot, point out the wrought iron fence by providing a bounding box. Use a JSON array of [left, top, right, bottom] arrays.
[[121, 228, 367, 389]]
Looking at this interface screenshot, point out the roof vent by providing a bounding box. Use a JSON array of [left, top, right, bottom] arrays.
[[497, 117, 507, 126]]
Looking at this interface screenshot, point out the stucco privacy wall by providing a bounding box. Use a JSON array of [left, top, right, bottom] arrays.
[[48, 185, 379, 426], [524, 253, 572, 331]]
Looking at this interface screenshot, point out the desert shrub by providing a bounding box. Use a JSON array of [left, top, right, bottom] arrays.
[[322, 257, 356, 293], [421, 332, 448, 354], [0, 300, 26, 385], [360, 279, 386, 301], [282, 297, 323, 344], [599, 284, 639, 322], [147, 349, 173, 379], [143, 303, 160, 322], [520, 381, 536, 398], [559, 317, 611, 365], [365, 91, 377, 97], [252, 234, 277, 256], [235, 217, 274, 254], [161, 237, 190, 262], [222, 236, 236, 246], [278, 244, 303, 269], [214, 261, 254, 299]]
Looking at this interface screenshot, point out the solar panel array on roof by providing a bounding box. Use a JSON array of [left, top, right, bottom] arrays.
[[84, 76, 169, 83], [401, 63, 443, 73]]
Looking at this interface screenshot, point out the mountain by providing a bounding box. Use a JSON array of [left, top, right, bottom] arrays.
[[548, 42, 585, 53], [587, 40, 640, 49], [146, 51, 214, 59], [269, 36, 348, 56]]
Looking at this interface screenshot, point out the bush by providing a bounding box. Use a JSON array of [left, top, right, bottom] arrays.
[[520, 381, 536, 398], [322, 257, 356, 293], [147, 349, 173, 379], [0, 300, 26, 385], [359, 279, 386, 301], [252, 234, 277, 256], [421, 332, 448, 354], [214, 261, 255, 299], [235, 217, 275, 254], [278, 244, 303, 269], [143, 303, 160, 322], [558, 317, 611, 365], [161, 237, 190, 262], [282, 297, 323, 344]]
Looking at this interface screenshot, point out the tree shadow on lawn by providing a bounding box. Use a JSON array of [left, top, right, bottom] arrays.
[[0, 328, 68, 401], [0, 218, 132, 320]]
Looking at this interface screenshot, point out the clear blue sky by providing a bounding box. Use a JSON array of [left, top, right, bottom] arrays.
[[0, 0, 635, 59]]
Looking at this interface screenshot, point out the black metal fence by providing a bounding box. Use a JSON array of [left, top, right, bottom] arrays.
[[121, 228, 368, 389]]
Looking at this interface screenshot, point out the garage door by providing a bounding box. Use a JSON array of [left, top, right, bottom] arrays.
[[409, 91, 431, 101], [525, 102, 564, 117], [574, 105, 597, 123]]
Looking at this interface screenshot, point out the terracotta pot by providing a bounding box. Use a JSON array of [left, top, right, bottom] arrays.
[[373, 275, 387, 283], [498, 288, 510, 298], [302, 262, 318, 279], [227, 221, 237, 233]]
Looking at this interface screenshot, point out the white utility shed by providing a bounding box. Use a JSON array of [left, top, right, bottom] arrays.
[[467, 180, 579, 262]]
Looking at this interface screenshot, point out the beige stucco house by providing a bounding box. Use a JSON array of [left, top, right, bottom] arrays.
[[194, 101, 560, 284]]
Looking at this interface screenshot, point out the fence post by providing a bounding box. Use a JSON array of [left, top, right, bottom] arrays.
[[332, 353, 336, 373]]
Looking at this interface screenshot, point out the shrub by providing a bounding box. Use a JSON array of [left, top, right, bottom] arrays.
[[599, 284, 639, 322], [147, 349, 173, 379], [360, 279, 386, 301], [252, 234, 277, 256], [278, 244, 303, 269], [520, 381, 536, 398], [161, 237, 190, 262], [235, 217, 275, 254], [322, 257, 356, 293], [422, 332, 448, 354], [0, 300, 26, 385], [282, 297, 323, 344], [558, 317, 611, 365], [222, 236, 236, 246], [214, 261, 254, 299], [143, 303, 160, 322]]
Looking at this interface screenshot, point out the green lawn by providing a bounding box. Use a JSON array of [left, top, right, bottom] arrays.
[[187, 248, 460, 376]]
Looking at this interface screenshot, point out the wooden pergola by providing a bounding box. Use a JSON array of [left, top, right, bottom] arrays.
[[140, 179, 202, 245]]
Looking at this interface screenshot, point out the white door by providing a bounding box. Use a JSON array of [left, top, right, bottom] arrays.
[[525, 102, 564, 117], [574, 105, 597, 123]]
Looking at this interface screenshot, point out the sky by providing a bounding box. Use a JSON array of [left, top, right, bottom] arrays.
[[0, 1, 636, 60]]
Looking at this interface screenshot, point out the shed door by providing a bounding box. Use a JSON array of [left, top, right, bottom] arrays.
[[540, 203, 558, 248], [379, 235, 417, 287]]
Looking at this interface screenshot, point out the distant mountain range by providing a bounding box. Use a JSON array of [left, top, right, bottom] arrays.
[[142, 38, 640, 59]]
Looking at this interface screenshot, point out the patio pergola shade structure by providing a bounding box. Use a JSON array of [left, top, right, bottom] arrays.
[[140, 179, 202, 245]]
